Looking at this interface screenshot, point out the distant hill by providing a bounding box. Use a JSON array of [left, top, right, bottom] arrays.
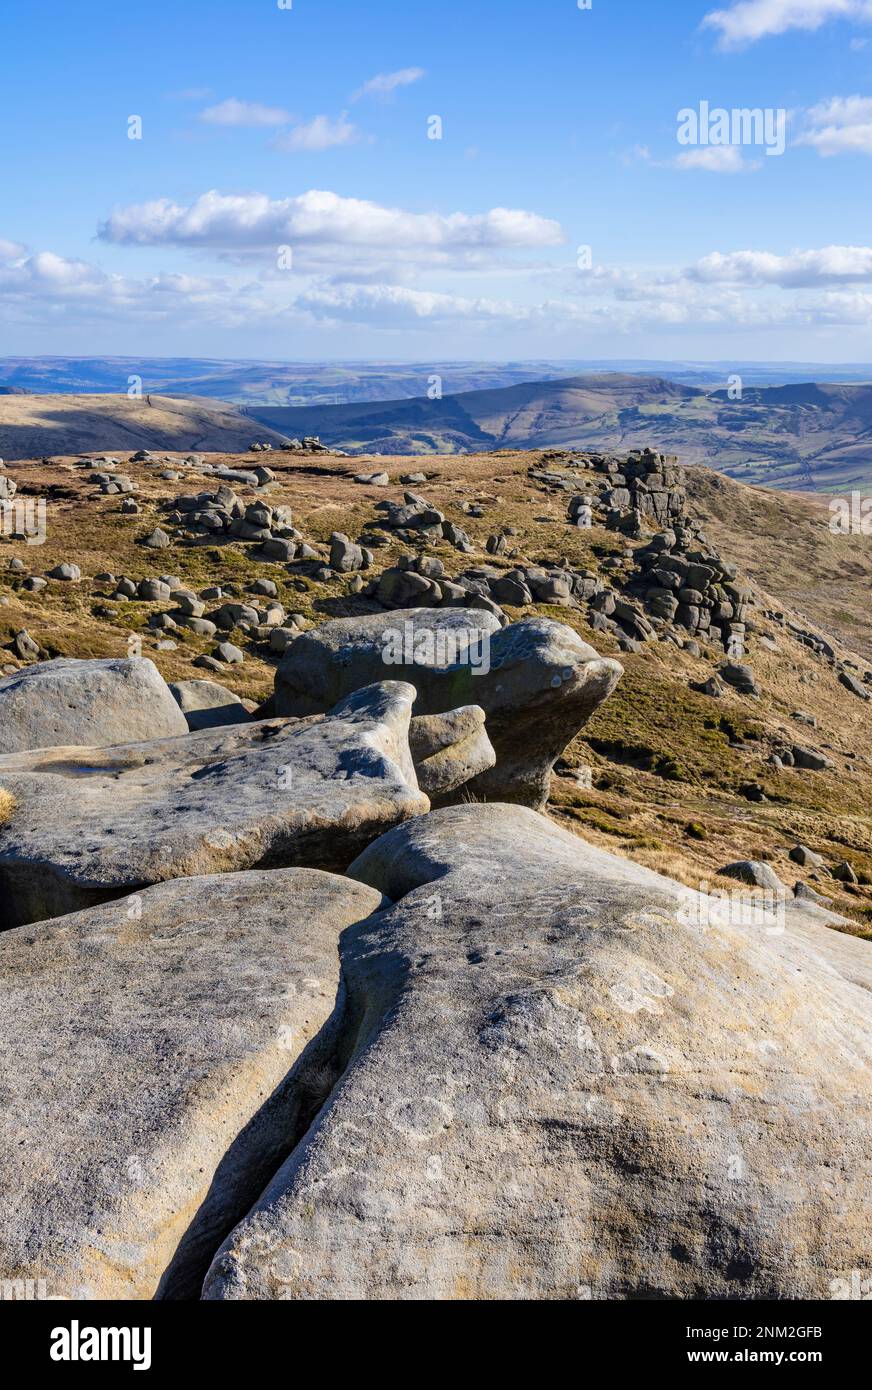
[[249, 372, 872, 492], [0, 394, 289, 460], [3, 356, 872, 406]]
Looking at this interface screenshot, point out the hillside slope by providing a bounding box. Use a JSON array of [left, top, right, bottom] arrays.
[[0, 394, 289, 460]]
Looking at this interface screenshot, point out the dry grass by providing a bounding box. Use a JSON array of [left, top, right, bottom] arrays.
[[0, 789, 16, 825]]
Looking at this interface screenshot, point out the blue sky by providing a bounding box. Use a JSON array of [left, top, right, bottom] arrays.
[[3, 0, 872, 360]]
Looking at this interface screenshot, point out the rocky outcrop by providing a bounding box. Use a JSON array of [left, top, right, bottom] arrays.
[[0, 657, 188, 755], [0, 682, 428, 929], [204, 804, 872, 1301], [275, 609, 622, 809], [0, 869, 384, 1300]]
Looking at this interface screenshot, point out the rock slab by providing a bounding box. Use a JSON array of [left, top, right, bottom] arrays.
[[205, 804, 872, 1301], [0, 682, 427, 928], [0, 869, 384, 1300]]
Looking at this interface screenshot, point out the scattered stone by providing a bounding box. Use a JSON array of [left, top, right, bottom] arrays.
[[718, 662, 760, 697], [140, 528, 171, 550], [789, 844, 826, 869], [792, 746, 834, 772], [47, 562, 81, 582], [833, 861, 859, 884], [794, 881, 834, 908], [839, 670, 870, 701], [719, 860, 785, 892], [214, 641, 244, 665]]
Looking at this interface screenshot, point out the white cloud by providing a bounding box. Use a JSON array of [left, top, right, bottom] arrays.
[[10, 230, 872, 343], [672, 145, 757, 172], [0, 238, 26, 262], [798, 94, 872, 153], [272, 114, 359, 152], [297, 283, 532, 327], [350, 67, 425, 102], [686, 245, 872, 285], [200, 98, 292, 127], [98, 189, 565, 256], [703, 0, 872, 49]]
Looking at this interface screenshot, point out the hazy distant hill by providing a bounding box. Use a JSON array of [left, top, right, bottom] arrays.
[[3, 356, 872, 406], [0, 394, 289, 460], [0, 358, 597, 406], [250, 373, 872, 491]]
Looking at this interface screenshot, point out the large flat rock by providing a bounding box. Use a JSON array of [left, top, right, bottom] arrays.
[[0, 658, 189, 755], [0, 868, 384, 1300], [275, 610, 622, 808], [0, 682, 428, 929], [205, 804, 872, 1301]]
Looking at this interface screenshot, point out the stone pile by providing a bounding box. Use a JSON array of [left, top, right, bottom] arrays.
[[627, 526, 752, 655], [371, 491, 474, 553]]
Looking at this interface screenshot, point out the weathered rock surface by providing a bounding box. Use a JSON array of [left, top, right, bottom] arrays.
[[0, 682, 428, 928], [275, 609, 501, 717], [205, 804, 872, 1301], [408, 706, 495, 800], [275, 609, 622, 809], [0, 657, 188, 755], [0, 869, 384, 1299], [169, 678, 254, 730]]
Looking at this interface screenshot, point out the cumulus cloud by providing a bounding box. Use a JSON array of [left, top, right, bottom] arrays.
[[272, 114, 359, 152], [296, 283, 532, 327], [200, 98, 293, 127], [98, 189, 565, 256], [797, 94, 872, 153], [672, 145, 757, 172], [703, 0, 872, 49], [8, 229, 872, 342], [350, 67, 425, 102], [685, 245, 872, 285]]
